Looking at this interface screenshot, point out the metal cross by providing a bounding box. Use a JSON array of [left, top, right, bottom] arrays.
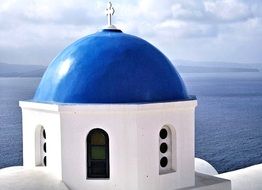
[[106, 2, 115, 26]]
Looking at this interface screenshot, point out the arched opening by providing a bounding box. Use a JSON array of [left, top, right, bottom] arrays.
[[86, 128, 109, 178], [159, 125, 176, 174], [35, 125, 47, 166]]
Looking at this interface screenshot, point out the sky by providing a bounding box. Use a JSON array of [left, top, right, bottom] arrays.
[[0, 0, 262, 65]]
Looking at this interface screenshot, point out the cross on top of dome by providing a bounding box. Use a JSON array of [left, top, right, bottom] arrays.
[[105, 2, 117, 29]]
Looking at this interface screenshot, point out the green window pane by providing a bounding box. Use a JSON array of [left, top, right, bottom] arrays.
[[91, 146, 106, 159], [91, 132, 105, 145]]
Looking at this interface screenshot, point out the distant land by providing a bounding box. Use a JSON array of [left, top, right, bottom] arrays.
[[175, 59, 262, 69], [0, 60, 260, 77], [176, 65, 259, 73], [0, 63, 46, 77], [172, 59, 262, 73], [174, 60, 261, 73]]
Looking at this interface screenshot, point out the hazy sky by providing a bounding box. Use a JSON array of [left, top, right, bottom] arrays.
[[0, 0, 262, 65]]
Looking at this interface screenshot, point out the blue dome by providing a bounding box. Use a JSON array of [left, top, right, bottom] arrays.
[[34, 29, 191, 104]]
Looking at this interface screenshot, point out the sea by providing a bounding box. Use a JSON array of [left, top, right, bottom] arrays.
[[0, 72, 262, 173]]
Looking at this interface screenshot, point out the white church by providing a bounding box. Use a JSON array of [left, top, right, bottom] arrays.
[[1, 2, 262, 190]]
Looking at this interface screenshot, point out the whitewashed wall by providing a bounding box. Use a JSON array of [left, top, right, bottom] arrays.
[[20, 102, 62, 179], [20, 100, 197, 190]]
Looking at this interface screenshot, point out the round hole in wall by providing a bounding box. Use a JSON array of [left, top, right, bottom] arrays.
[[160, 157, 168, 167], [43, 156, 47, 166], [43, 129, 46, 139], [160, 143, 168, 153], [43, 143, 46, 153], [159, 128, 167, 139]]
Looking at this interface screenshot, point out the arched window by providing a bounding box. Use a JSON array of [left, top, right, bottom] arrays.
[[35, 125, 47, 166], [159, 125, 174, 174], [87, 129, 109, 178]]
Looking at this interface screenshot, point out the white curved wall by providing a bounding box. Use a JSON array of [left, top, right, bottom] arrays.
[[218, 164, 262, 190], [195, 158, 218, 175]]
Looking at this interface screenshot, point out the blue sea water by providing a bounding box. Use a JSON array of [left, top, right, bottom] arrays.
[[0, 78, 40, 169], [0, 73, 262, 173]]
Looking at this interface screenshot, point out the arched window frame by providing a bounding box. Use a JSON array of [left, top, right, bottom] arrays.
[[35, 125, 47, 166], [159, 125, 176, 174], [86, 128, 109, 179]]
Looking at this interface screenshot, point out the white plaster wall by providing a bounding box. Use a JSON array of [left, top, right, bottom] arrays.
[[60, 108, 139, 190], [59, 101, 196, 190], [195, 158, 218, 175], [19, 102, 62, 179], [186, 173, 231, 190], [20, 100, 196, 190], [136, 102, 196, 190]]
